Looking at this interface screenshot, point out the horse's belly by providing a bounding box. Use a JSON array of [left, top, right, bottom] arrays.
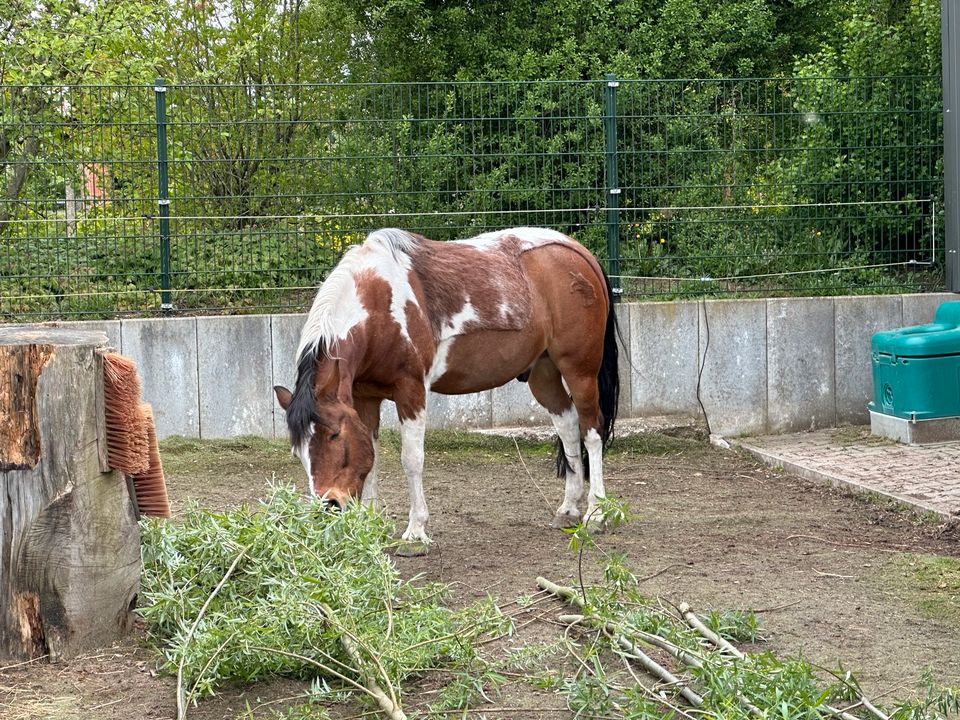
[[428, 330, 543, 394]]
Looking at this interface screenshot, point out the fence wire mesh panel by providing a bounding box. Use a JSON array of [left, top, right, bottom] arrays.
[[159, 81, 606, 314], [1, 84, 159, 318], [616, 76, 944, 297], [0, 76, 944, 320]]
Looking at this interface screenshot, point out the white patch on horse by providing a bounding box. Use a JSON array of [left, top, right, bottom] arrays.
[[297, 229, 422, 360], [399, 411, 430, 543], [426, 300, 479, 385], [361, 434, 380, 506], [363, 230, 420, 343], [295, 423, 316, 497], [497, 301, 515, 322], [551, 405, 584, 520], [505, 226, 571, 244], [297, 245, 369, 359], [457, 226, 571, 251], [583, 427, 605, 521]]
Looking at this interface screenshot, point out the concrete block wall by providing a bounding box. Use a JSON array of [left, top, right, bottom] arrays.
[[627, 292, 956, 437], [49, 292, 955, 440]]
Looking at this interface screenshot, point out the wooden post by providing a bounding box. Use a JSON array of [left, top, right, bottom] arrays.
[[0, 326, 140, 662]]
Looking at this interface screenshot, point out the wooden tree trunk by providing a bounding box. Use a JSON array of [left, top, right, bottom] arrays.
[[0, 326, 140, 662]]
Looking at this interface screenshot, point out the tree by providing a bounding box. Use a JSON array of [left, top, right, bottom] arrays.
[[343, 0, 845, 82], [0, 0, 157, 224], [768, 0, 942, 268]]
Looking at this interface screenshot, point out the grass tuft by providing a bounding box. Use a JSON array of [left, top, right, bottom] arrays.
[[886, 554, 960, 625]]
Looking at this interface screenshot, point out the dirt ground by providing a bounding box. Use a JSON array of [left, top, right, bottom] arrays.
[[2, 428, 959, 720]]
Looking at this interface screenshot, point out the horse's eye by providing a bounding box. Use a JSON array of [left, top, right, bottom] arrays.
[[329, 432, 340, 441]]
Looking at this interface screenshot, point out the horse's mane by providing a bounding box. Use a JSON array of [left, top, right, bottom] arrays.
[[286, 341, 323, 449], [287, 228, 420, 445], [295, 228, 419, 360]]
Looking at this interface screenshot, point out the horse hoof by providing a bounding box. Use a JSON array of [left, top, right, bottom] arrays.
[[583, 510, 608, 533], [395, 540, 430, 557], [586, 518, 606, 534], [551, 512, 581, 529]]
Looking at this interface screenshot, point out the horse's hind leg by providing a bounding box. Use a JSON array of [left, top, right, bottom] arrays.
[[527, 357, 584, 528], [582, 425, 605, 523], [562, 372, 606, 525]]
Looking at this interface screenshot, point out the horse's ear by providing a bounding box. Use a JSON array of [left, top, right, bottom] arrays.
[[274, 385, 293, 410]]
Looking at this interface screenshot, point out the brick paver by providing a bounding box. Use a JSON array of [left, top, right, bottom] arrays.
[[733, 428, 960, 518]]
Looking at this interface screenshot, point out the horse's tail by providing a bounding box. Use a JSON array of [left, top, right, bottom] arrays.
[[554, 269, 621, 478], [597, 269, 621, 448]]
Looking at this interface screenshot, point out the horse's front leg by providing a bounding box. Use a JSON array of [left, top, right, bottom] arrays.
[[360, 432, 380, 507], [356, 397, 383, 509], [398, 409, 430, 547]]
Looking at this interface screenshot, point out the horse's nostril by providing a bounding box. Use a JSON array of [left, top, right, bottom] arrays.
[[327, 497, 343, 511]]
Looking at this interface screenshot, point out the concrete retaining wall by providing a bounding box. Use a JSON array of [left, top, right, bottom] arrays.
[[52, 292, 955, 439]]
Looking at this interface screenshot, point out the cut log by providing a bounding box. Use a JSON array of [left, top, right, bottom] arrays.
[[0, 326, 140, 662]]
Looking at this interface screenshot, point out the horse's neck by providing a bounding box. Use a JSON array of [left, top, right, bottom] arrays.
[[309, 340, 360, 405]]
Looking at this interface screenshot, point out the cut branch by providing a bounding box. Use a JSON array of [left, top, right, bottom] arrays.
[[559, 614, 704, 707], [677, 602, 744, 658]]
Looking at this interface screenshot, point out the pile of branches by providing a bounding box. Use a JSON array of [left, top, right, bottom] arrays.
[[138, 489, 959, 720], [532, 560, 960, 720], [138, 484, 508, 719]]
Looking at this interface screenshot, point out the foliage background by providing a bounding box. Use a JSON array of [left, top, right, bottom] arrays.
[[0, 0, 945, 317]]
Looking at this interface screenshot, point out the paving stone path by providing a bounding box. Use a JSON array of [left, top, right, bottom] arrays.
[[734, 427, 960, 518]]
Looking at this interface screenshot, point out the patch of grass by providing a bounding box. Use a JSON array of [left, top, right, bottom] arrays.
[[417, 428, 710, 465], [160, 435, 299, 477], [161, 435, 291, 456], [421, 429, 553, 456], [830, 426, 897, 446], [170, 428, 710, 467], [608, 431, 709, 457], [375, 429, 555, 465], [885, 554, 960, 625], [832, 486, 946, 527]]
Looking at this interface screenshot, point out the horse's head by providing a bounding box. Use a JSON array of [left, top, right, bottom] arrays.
[[274, 384, 375, 509]]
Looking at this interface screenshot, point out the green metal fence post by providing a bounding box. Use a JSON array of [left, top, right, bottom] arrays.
[[943, 1, 960, 292], [603, 73, 622, 300], [154, 78, 173, 312]]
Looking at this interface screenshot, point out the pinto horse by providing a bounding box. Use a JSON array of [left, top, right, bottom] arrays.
[[274, 227, 620, 546]]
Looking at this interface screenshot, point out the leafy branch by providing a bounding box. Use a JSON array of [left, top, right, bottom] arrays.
[[138, 484, 508, 720]]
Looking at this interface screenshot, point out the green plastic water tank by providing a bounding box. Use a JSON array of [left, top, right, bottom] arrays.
[[869, 300, 960, 420]]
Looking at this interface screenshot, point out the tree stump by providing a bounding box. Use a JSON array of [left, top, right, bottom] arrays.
[[0, 326, 140, 662]]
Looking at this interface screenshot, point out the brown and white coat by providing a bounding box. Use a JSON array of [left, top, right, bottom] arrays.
[[275, 227, 620, 546]]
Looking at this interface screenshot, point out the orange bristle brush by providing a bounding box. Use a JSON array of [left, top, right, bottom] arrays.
[[102, 352, 150, 475], [101, 352, 171, 518], [130, 403, 171, 518]]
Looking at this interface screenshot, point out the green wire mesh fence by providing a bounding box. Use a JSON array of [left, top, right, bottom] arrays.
[[0, 76, 944, 320]]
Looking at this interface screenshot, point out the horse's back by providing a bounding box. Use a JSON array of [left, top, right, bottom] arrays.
[[513, 233, 610, 329], [418, 228, 610, 394]]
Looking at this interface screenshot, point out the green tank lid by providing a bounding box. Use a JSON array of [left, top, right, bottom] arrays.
[[872, 300, 960, 358]]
